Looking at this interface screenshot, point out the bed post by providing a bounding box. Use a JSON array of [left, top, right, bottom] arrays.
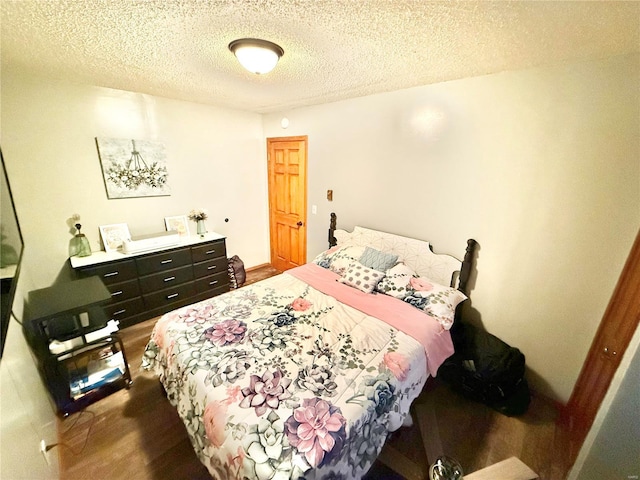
[[458, 238, 478, 295], [328, 212, 337, 247]]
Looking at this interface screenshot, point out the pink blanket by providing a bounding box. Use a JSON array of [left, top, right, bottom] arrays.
[[287, 263, 454, 376]]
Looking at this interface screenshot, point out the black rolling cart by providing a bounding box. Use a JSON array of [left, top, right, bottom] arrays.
[[24, 276, 132, 417]]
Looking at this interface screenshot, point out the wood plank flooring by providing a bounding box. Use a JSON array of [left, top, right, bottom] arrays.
[[57, 265, 571, 480]]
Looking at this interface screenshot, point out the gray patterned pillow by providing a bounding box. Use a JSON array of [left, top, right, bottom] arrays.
[[338, 262, 385, 293], [359, 246, 398, 272]]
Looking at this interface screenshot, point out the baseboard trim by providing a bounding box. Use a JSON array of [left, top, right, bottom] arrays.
[[245, 263, 272, 272]]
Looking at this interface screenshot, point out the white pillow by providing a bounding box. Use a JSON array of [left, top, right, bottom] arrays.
[[338, 262, 385, 294], [313, 244, 365, 276], [377, 262, 466, 329], [375, 262, 415, 298], [403, 277, 467, 330]]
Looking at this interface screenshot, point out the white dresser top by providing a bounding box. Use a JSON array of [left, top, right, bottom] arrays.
[[70, 232, 226, 268]]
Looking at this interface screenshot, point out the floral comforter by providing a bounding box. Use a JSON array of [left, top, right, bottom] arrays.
[[142, 264, 453, 480]]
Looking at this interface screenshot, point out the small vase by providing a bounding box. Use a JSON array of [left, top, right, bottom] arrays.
[[69, 234, 92, 257], [196, 219, 207, 237]]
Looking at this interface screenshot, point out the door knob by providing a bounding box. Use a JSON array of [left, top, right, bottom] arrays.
[[297, 221, 303, 227]]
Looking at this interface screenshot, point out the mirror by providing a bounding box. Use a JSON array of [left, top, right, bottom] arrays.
[[1, 148, 24, 359]]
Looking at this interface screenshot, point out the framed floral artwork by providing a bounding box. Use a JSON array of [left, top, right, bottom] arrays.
[[99, 223, 131, 253], [95, 137, 171, 199], [164, 215, 190, 237]]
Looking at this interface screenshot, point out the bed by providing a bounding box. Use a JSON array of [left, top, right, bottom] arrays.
[[142, 215, 476, 480]]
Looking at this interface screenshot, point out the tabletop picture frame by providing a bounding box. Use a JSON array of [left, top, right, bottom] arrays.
[[99, 223, 131, 253], [164, 215, 190, 237]]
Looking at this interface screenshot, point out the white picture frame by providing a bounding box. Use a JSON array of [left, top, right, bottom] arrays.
[[164, 215, 190, 237], [99, 223, 131, 253]]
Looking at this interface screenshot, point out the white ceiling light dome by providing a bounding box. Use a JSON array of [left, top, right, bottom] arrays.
[[229, 38, 284, 74]]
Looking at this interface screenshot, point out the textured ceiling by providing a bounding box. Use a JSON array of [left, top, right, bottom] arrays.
[[2, 1, 639, 113]]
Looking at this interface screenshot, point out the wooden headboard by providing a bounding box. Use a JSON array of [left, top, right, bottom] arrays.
[[328, 212, 477, 295]]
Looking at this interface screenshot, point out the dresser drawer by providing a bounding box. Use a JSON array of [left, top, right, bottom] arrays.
[[143, 282, 196, 310], [191, 240, 227, 264], [195, 271, 230, 295], [138, 265, 194, 294], [103, 297, 145, 323], [78, 259, 137, 285], [73, 236, 227, 329], [136, 247, 192, 276], [105, 279, 141, 303], [193, 256, 228, 279]]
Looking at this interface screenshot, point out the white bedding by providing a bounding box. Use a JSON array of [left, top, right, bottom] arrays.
[[143, 264, 453, 479]]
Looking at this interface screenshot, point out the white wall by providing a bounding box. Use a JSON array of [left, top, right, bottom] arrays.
[[1, 71, 271, 290], [263, 53, 640, 402], [0, 271, 59, 479]]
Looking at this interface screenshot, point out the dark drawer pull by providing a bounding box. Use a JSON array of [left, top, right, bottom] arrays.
[[205, 249, 216, 255], [166, 293, 179, 299], [111, 291, 123, 297], [164, 276, 176, 282], [209, 280, 219, 286], [207, 265, 217, 270], [113, 309, 126, 316], [160, 259, 173, 264], [104, 271, 119, 277]]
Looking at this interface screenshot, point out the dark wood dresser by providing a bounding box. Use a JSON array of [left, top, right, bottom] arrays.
[[70, 233, 230, 328]]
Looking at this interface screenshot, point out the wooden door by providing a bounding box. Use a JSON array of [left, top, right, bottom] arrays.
[[562, 228, 640, 463], [267, 136, 307, 271]]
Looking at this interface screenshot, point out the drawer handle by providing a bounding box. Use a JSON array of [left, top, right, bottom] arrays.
[[161, 259, 173, 264], [166, 293, 179, 299], [113, 309, 126, 316], [205, 249, 216, 255], [164, 276, 176, 282], [209, 280, 219, 286], [104, 271, 119, 277], [207, 265, 217, 270], [111, 291, 123, 296]]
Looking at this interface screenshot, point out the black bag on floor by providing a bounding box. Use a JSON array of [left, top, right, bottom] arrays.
[[438, 321, 531, 416], [227, 255, 246, 289]]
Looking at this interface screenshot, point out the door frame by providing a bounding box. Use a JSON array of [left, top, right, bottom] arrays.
[[563, 228, 640, 465]]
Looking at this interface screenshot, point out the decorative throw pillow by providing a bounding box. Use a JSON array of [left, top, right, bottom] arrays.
[[313, 244, 365, 276], [338, 262, 385, 294], [403, 277, 467, 330], [359, 246, 398, 272], [375, 263, 415, 298]]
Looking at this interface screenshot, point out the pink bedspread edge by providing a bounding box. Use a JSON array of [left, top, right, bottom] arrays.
[[287, 263, 454, 377]]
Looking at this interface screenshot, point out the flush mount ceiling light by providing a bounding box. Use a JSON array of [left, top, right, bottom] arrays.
[[228, 38, 284, 74]]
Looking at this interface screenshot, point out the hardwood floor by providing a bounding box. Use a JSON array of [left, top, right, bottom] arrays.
[[57, 265, 571, 480], [369, 382, 572, 480]]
